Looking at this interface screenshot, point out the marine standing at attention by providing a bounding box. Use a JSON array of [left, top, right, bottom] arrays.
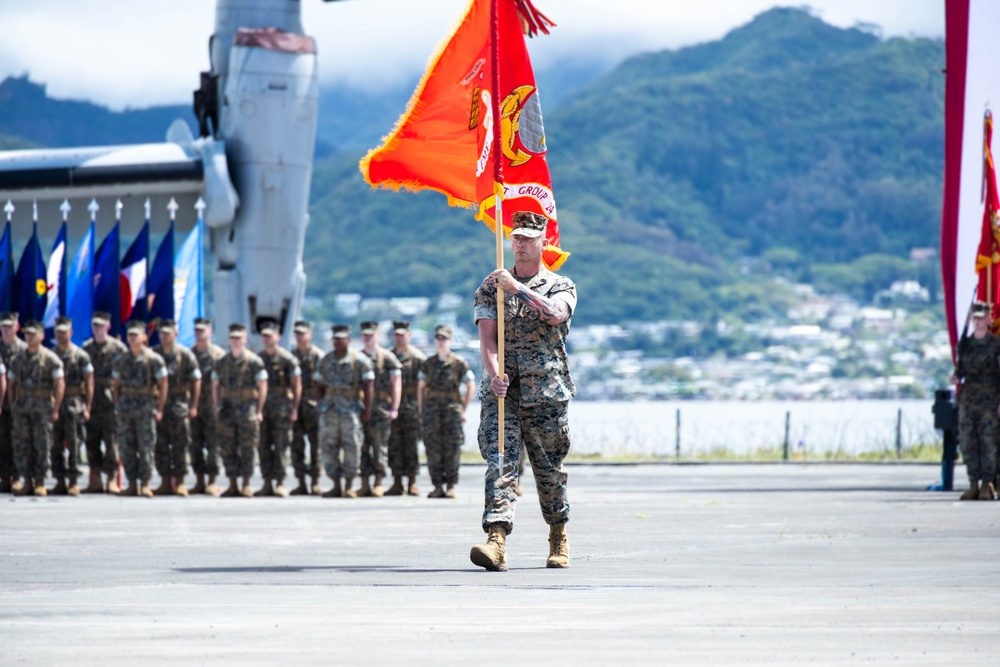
[[152, 319, 202, 497], [358, 321, 401, 497], [190, 318, 226, 495], [256, 319, 301, 498], [386, 320, 426, 496], [0, 312, 27, 493], [51, 317, 94, 496], [82, 311, 128, 495], [291, 320, 324, 495], [470, 211, 577, 571]]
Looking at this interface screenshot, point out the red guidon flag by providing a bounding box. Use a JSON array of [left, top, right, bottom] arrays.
[[975, 110, 1000, 326], [360, 0, 569, 270]]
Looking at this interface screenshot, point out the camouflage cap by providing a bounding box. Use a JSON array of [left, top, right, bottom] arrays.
[[158, 319, 178, 333], [258, 319, 279, 336], [21, 319, 43, 335], [510, 211, 547, 238], [194, 317, 212, 330], [392, 320, 411, 334], [228, 323, 248, 338], [125, 320, 147, 334], [331, 324, 351, 339], [91, 311, 112, 326], [434, 324, 452, 339], [0, 312, 18, 326], [360, 321, 378, 334], [293, 320, 311, 334], [54, 316, 73, 332]]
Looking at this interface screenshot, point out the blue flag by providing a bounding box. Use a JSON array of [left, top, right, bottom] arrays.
[[121, 222, 149, 330], [43, 223, 67, 344], [175, 219, 203, 347], [66, 222, 96, 345], [93, 223, 121, 337], [0, 222, 12, 313], [147, 222, 174, 347], [14, 223, 47, 322]]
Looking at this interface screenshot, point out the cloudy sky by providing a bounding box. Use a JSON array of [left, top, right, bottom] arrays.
[[0, 0, 943, 110]]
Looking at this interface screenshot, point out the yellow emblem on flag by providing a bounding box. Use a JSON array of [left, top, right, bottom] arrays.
[[35, 279, 47, 296]]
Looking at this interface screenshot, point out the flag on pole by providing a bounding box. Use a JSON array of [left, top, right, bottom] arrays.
[[975, 110, 1000, 323], [66, 221, 95, 345], [0, 222, 13, 313], [93, 223, 121, 337], [360, 0, 568, 270], [147, 222, 174, 346], [43, 222, 67, 343], [14, 223, 48, 322], [174, 217, 203, 347], [121, 221, 149, 327]]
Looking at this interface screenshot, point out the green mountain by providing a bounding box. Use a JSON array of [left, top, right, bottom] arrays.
[[304, 8, 944, 324]]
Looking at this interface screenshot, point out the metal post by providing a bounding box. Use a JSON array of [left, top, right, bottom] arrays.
[[783, 411, 790, 461], [675, 408, 681, 459], [895, 408, 903, 457]]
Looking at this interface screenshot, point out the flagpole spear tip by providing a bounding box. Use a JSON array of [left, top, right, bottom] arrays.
[[167, 197, 179, 220], [115, 198, 124, 220], [195, 197, 206, 216], [144, 197, 151, 220], [32, 198, 38, 222], [3, 200, 13, 221], [60, 199, 71, 221], [87, 198, 99, 221]]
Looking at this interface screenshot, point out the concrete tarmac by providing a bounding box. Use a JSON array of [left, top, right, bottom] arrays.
[[1, 463, 998, 666]]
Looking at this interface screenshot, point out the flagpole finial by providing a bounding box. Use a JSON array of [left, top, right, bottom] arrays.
[[88, 198, 99, 221], [115, 198, 124, 220], [167, 197, 179, 220], [195, 197, 206, 217], [60, 199, 71, 221], [144, 197, 151, 221], [3, 200, 13, 221], [33, 199, 38, 222]]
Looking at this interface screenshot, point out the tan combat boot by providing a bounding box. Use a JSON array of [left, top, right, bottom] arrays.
[[66, 479, 80, 496], [190, 474, 206, 495], [385, 476, 404, 496], [290, 475, 309, 496], [82, 471, 104, 494], [139, 482, 154, 498], [175, 477, 189, 498], [407, 477, 419, 496], [205, 475, 220, 496], [343, 477, 359, 499], [16, 479, 33, 496], [960, 479, 980, 501], [358, 476, 372, 497], [105, 475, 121, 495], [445, 483, 457, 499], [10, 477, 24, 494], [371, 476, 385, 498], [322, 477, 343, 498], [240, 477, 254, 498], [274, 482, 288, 498], [979, 481, 996, 501], [222, 477, 240, 497], [254, 480, 274, 497], [33, 480, 47, 497], [310, 476, 322, 495], [50, 477, 68, 495], [546, 525, 570, 568], [153, 477, 173, 496], [470, 524, 509, 572]]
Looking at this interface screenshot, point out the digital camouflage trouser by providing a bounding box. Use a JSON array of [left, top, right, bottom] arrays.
[[959, 392, 998, 483], [189, 407, 220, 477], [477, 386, 570, 535], [218, 405, 259, 480], [52, 399, 86, 481], [117, 403, 157, 483], [292, 401, 320, 478], [320, 410, 361, 479], [387, 412, 420, 479], [155, 405, 191, 478], [259, 400, 292, 482], [13, 405, 53, 482], [361, 413, 391, 477], [424, 403, 464, 488]]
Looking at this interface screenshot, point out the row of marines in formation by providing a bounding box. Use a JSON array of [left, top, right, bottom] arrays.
[[0, 311, 478, 499]]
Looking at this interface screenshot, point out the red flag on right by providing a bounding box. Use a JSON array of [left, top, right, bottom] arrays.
[[975, 110, 1000, 326]]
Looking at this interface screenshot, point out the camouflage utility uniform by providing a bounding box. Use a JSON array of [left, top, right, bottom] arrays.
[[259, 347, 300, 484], [473, 266, 577, 534], [388, 344, 426, 481], [0, 337, 27, 486], [114, 348, 167, 484], [214, 350, 267, 481], [360, 346, 401, 480], [422, 353, 473, 490], [152, 343, 201, 481], [317, 350, 374, 480], [191, 343, 225, 478], [8, 347, 64, 483], [52, 343, 93, 485], [83, 337, 128, 477], [292, 343, 324, 481], [955, 334, 1000, 484]]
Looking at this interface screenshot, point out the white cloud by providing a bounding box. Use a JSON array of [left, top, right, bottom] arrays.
[[0, 0, 943, 110]]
